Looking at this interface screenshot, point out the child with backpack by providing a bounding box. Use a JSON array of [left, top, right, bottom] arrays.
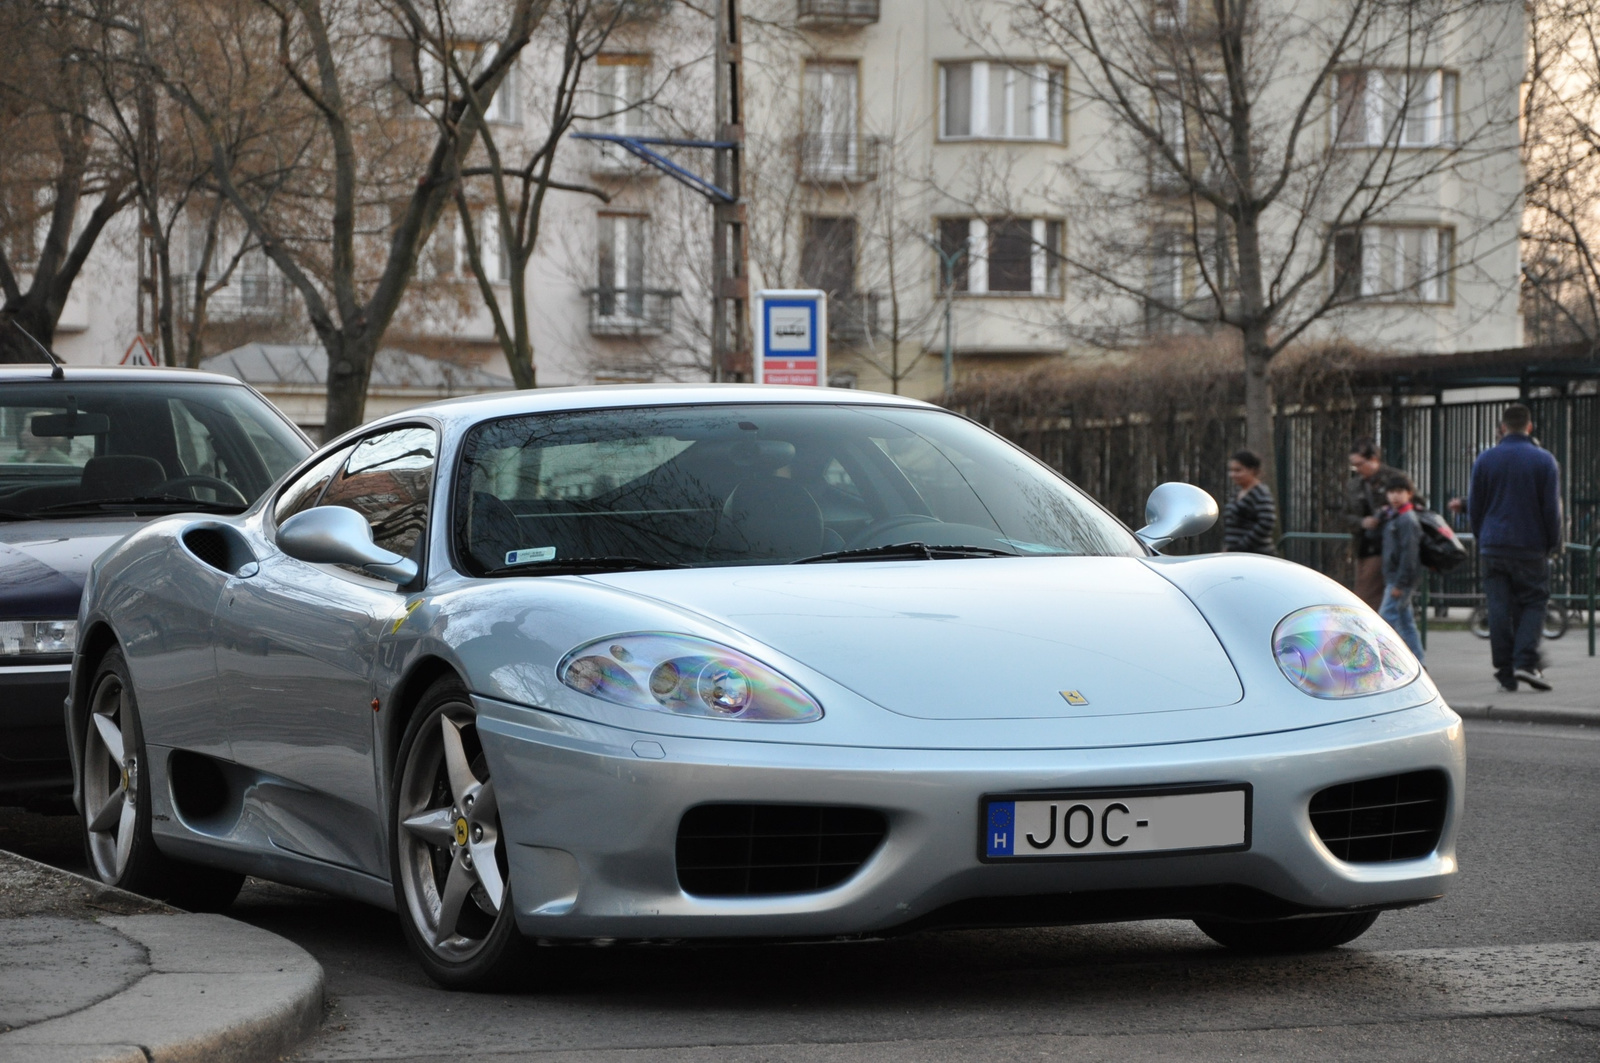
[[1379, 473, 1425, 661]]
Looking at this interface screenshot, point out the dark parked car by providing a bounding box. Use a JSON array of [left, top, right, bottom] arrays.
[[1, 366, 310, 808]]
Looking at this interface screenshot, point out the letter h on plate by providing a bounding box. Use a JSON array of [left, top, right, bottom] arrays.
[[986, 802, 1016, 857]]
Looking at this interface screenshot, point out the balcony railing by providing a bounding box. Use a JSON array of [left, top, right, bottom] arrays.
[[586, 287, 677, 336], [797, 0, 880, 26], [797, 133, 882, 183], [594, 0, 673, 22], [828, 290, 880, 346], [172, 273, 291, 322]]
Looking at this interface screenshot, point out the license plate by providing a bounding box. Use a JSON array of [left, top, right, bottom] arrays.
[[981, 786, 1250, 860]]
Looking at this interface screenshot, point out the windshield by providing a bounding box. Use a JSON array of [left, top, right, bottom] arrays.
[[0, 380, 309, 519], [453, 403, 1141, 575]]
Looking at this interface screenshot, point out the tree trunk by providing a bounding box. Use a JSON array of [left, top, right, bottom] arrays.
[[1242, 331, 1275, 487], [508, 257, 534, 389], [323, 332, 377, 440]]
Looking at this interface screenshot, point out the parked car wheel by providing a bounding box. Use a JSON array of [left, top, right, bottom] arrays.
[[80, 648, 243, 911], [1193, 910, 1380, 953], [391, 676, 527, 989]]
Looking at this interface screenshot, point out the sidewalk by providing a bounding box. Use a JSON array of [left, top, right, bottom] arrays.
[[1423, 627, 1600, 726], [0, 850, 323, 1063]]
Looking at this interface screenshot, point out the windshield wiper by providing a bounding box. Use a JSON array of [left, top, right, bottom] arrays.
[[0, 508, 36, 522], [488, 555, 691, 577], [792, 541, 1022, 564], [32, 495, 248, 516]]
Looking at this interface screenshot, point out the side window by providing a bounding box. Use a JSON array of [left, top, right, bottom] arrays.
[[317, 426, 438, 558], [274, 445, 355, 526]]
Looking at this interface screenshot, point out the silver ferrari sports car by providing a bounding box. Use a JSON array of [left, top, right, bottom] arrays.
[[69, 386, 1463, 986]]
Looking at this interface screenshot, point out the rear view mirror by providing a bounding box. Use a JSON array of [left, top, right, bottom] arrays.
[[278, 506, 418, 585], [1136, 482, 1218, 551], [31, 412, 110, 437]]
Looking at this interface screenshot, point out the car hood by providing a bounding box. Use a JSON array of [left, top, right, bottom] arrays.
[[0, 518, 149, 618], [589, 557, 1243, 720]]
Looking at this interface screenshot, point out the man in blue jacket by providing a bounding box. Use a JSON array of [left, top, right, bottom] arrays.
[[1468, 404, 1563, 692]]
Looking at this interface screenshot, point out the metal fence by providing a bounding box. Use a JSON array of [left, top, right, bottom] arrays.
[[974, 392, 1600, 622]]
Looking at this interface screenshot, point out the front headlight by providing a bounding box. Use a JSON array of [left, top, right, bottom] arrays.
[[558, 633, 823, 722], [1272, 605, 1419, 698], [0, 619, 77, 656]]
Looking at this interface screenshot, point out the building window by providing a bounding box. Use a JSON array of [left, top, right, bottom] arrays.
[[937, 217, 1063, 296], [460, 209, 510, 283], [593, 54, 651, 135], [596, 213, 648, 317], [1152, 0, 1187, 33], [940, 62, 1064, 141], [1335, 69, 1457, 148], [1147, 227, 1186, 332], [392, 39, 520, 124], [1333, 225, 1454, 303], [802, 62, 861, 177], [800, 216, 857, 297]]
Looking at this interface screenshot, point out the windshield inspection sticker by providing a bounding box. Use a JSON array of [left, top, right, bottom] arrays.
[[505, 547, 557, 566]]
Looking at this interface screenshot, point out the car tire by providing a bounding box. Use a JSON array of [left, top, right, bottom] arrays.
[[391, 675, 528, 989], [1193, 910, 1380, 953], [80, 648, 244, 912]]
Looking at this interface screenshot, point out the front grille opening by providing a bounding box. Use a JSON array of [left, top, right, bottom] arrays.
[[1310, 769, 1448, 863], [676, 803, 887, 897]]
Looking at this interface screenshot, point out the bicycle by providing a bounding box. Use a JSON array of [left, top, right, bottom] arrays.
[[1468, 601, 1569, 640]]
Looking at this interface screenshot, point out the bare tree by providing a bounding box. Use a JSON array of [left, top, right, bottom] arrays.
[[152, 0, 551, 435], [994, 0, 1521, 462], [1522, 0, 1600, 346], [449, 0, 671, 390], [0, 3, 133, 362]]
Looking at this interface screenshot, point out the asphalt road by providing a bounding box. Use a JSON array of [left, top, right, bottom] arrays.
[[4, 718, 1599, 1062]]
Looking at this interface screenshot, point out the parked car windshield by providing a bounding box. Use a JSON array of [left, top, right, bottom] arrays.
[[454, 403, 1143, 574], [0, 380, 309, 518]]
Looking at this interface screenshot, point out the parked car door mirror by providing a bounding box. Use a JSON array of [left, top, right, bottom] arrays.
[[1136, 482, 1218, 551], [278, 506, 418, 585]]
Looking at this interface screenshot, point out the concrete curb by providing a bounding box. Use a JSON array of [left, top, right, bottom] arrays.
[[0, 856, 324, 1063], [1451, 703, 1600, 728]]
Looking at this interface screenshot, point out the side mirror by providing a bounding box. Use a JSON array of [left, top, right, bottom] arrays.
[[278, 506, 418, 585], [1136, 482, 1218, 551]]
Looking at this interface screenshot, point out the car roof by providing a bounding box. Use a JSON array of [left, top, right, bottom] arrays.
[[360, 383, 939, 436], [0, 365, 253, 387]]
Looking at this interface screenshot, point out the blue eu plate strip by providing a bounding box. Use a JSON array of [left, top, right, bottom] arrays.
[[986, 801, 1015, 857]]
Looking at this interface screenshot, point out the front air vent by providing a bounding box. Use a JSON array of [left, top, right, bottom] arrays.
[[1309, 770, 1448, 863], [182, 525, 256, 576], [183, 528, 231, 571], [676, 803, 887, 897]]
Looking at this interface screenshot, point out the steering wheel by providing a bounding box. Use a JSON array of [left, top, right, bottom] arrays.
[[846, 513, 945, 549], [154, 475, 249, 506]]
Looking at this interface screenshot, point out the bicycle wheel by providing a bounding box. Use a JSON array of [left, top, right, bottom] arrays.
[[1470, 605, 1491, 639], [1543, 603, 1568, 640]]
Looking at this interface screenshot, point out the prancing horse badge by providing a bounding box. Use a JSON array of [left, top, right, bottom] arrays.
[[1059, 690, 1089, 706]]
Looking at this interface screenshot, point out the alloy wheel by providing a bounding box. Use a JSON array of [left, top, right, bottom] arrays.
[[83, 670, 138, 882], [395, 707, 510, 962]]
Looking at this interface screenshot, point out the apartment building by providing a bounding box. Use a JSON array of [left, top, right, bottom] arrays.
[[48, 0, 1525, 407]]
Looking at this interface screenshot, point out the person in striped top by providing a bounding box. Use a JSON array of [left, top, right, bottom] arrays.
[[1223, 450, 1277, 554]]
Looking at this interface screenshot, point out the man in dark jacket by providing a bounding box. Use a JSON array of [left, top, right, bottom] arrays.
[[1468, 404, 1563, 691], [1345, 438, 1405, 610]]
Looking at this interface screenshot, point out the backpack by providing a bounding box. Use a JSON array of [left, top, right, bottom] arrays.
[[1416, 509, 1468, 572]]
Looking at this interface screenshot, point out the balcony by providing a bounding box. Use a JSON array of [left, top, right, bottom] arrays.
[[828, 291, 880, 346], [586, 287, 677, 336], [797, 0, 880, 27], [797, 134, 882, 183], [173, 273, 292, 322], [594, 0, 673, 22]]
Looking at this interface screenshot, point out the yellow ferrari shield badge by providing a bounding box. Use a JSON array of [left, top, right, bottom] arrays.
[[1059, 690, 1089, 706]]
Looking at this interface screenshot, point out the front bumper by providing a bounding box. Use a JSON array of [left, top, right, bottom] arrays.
[[0, 660, 73, 804], [474, 696, 1464, 942]]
